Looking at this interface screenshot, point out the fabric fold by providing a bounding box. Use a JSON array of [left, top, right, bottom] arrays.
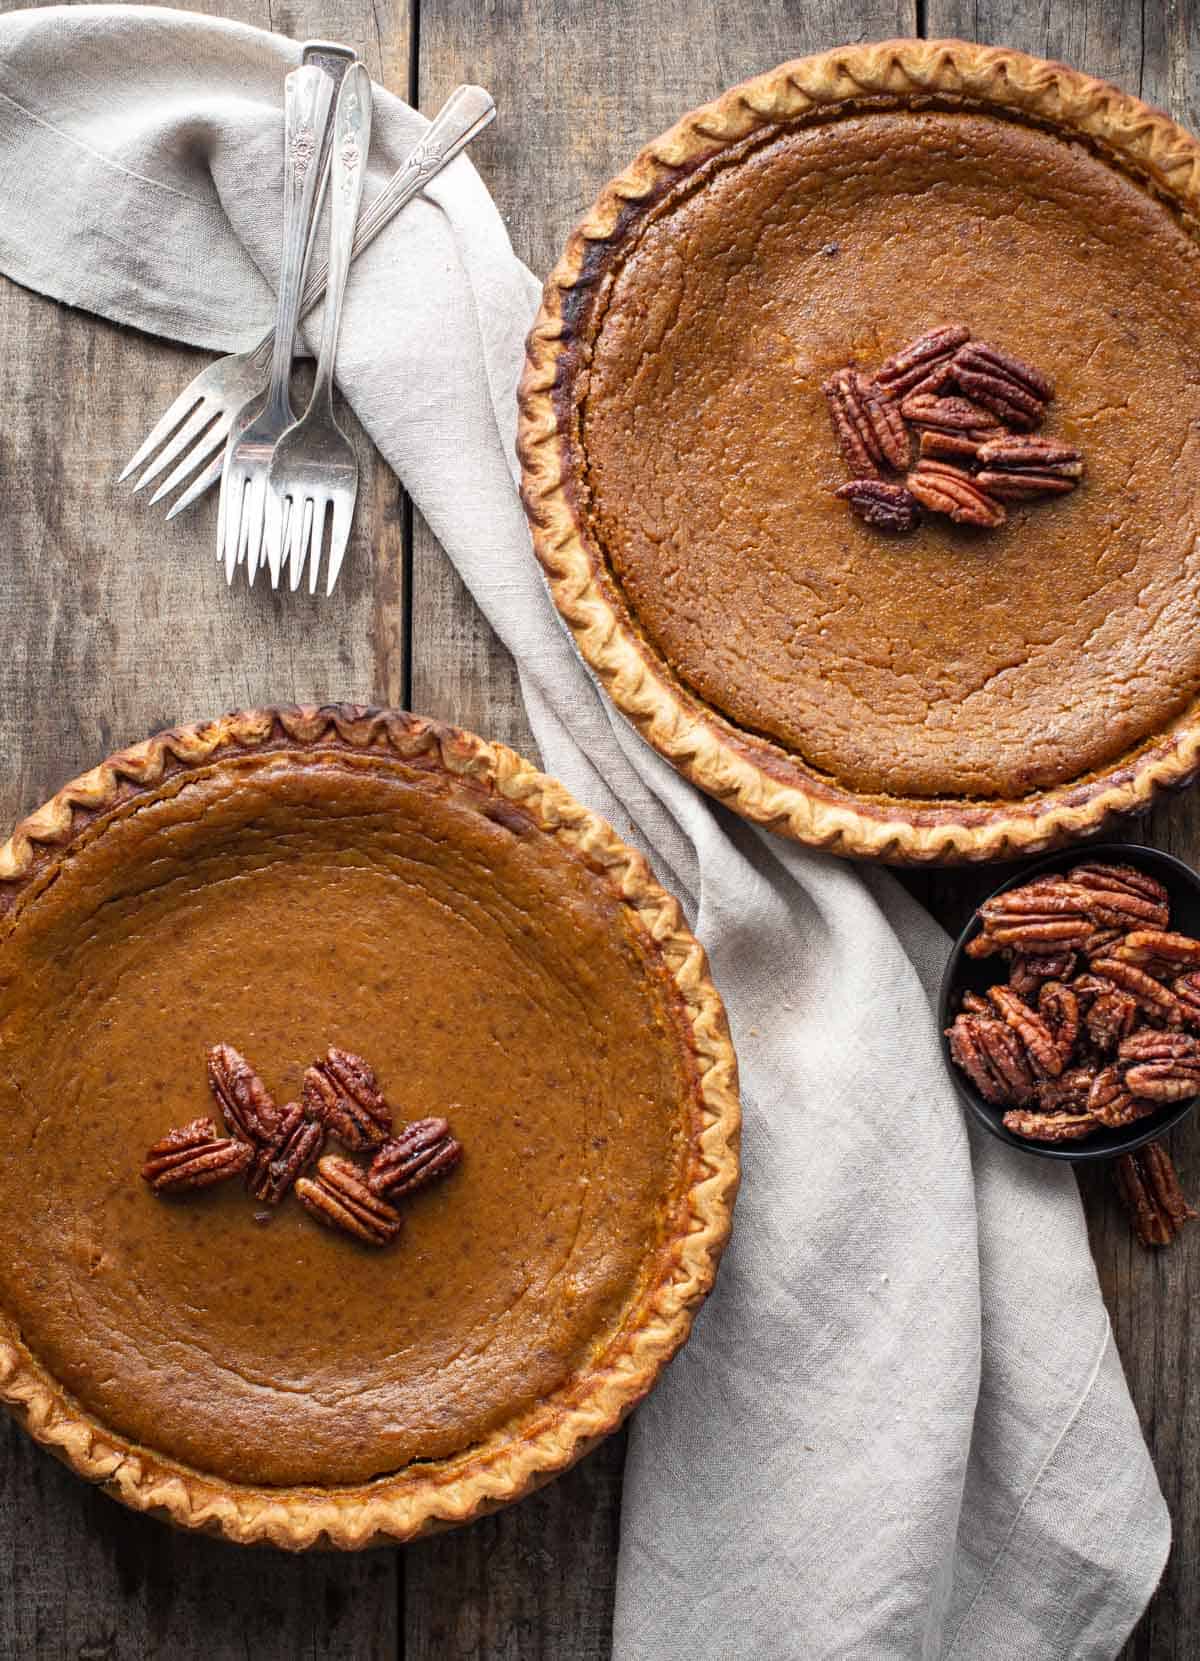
[[0, 9, 1169, 1656]]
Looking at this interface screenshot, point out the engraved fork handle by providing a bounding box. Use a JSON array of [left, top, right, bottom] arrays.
[[249, 84, 496, 370], [300, 41, 358, 274], [264, 65, 337, 417], [310, 64, 373, 413]]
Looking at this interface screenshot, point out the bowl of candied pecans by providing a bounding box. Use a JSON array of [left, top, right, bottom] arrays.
[[938, 844, 1200, 1162]]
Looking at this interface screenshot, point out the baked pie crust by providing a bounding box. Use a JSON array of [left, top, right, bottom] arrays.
[[0, 705, 739, 1547], [518, 39, 1200, 862]]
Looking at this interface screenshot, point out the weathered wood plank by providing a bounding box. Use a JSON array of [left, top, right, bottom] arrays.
[[920, 7, 1198, 1659], [2, 1432, 400, 1660], [405, 5, 916, 1656], [0, 0, 409, 1654]]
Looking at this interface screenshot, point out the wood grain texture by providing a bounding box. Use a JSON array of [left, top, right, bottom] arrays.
[[0, 0, 408, 1655], [404, 3, 914, 1658], [917, 8, 1200, 1657]]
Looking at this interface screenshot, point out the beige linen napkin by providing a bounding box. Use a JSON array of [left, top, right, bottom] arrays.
[[0, 8, 1171, 1656]]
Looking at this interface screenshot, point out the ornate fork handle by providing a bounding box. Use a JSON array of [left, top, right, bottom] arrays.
[[250, 84, 495, 368], [393, 133, 457, 182], [261, 64, 337, 414], [309, 63, 373, 415]]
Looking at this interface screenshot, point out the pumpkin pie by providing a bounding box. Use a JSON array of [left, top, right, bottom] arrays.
[[0, 706, 738, 1547], [519, 39, 1200, 861]]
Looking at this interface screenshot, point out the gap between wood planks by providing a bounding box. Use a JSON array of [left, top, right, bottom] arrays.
[[400, 0, 421, 717]]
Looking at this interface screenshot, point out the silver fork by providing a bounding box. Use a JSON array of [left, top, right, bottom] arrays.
[[118, 83, 497, 521], [265, 64, 372, 594], [117, 41, 354, 513], [219, 62, 336, 584]]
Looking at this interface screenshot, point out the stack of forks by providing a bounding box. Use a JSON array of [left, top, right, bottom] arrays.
[[118, 42, 495, 596]]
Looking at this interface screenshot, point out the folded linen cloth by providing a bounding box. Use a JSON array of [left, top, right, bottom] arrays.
[[0, 9, 1170, 1655]]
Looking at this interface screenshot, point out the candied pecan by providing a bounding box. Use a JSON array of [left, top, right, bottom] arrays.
[[1037, 980, 1079, 1067], [875, 324, 971, 397], [969, 917, 1095, 956], [1174, 971, 1200, 1028], [907, 461, 1005, 528], [947, 1015, 1005, 1103], [1087, 1066, 1148, 1129], [1080, 926, 1126, 961], [295, 1156, 403, 1246], [1069, 972, 1110, 1008], [1009, 950, 1076, 999], [963, 933, 999, 960], [207, 1044, 279, 1145], [976, 1018, 1039, 1103], [1116, 1141, 1197, 1247], [142, 1117, 253, 1194], [974, 471, 1076, 502], [975, 435, 1080, 469], [1120, 1030, 1200, 1064], [1119, 1029, 1200, 1100], [303, 1047, 393, 1150], [1036, 1066, 1098, 1114], [1091, 958, 1184, 1026], [960, 990, 992, 1015], [821, 369, 877, 475], [1124, 1067, 1200, 1106], [835, 479, 921, 533], [247, 1100, 325, 1205], [859, 379, 911, 469], [1141, 1143, 1198, 1231], [1084, 894, 1172, 932], [899, 392, 1004, 437], [822, 369, 908, 474], [951, 341, 1053, 430], [918, 429, 987, 464], [1002, 1109, 1097, 1143], [369, 1117, 463, 1201], [987, 985, 1064, 1077], [991, 920, 1093, 951], [946, 1013, 1036, 1106], [1069, 863, 1170, 929], [970, 880, 1095, 956], [975, 436, 1085, 499], [1112, 929, 1200, 970], [981, 880, 1088, 921], [1084, 988, 1138, 1054], [1074, 863, 1169, 904]]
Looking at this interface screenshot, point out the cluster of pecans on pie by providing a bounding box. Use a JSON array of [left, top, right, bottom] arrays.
[[141, 1044, 462, 1247], [823, 324, 1085, 533]]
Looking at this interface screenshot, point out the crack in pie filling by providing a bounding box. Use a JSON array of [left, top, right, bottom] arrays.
[[0, 710, 738, 1544], [520, 42, 1200, 860]]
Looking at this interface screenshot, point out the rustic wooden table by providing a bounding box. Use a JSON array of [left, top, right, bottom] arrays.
[[0, 0, 1196, 1655]]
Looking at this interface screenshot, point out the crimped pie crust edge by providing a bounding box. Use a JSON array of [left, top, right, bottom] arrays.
[[517, 37, 1200, 864], [0, 704, 740, 1548]]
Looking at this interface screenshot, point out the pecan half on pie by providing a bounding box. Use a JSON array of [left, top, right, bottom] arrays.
[[520, 40, 1200, 861], [0, 707, 739, 1548]]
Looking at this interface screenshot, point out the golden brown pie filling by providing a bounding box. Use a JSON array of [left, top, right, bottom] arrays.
[[0, 749, 696, 1488], [579, 108, 1200, 801]]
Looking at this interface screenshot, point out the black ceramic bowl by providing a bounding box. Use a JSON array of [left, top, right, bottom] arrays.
[[938, 842, 1200, 1162]]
